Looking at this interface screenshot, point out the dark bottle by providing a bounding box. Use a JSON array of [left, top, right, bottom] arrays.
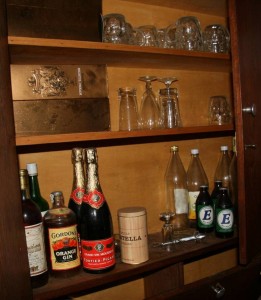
[[214, 145, 231, 191], [196, 185, 214, 233], [44, 191, 81, 277], [26, 162, 49, 216], [19, 169, 48, 288], [68, 148, 85, 249], [210, 180, 222, 211], [215, 187, 234, 238], [80, 148, 116, 273]]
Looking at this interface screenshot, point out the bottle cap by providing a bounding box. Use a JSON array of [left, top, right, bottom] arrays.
[[26, 163, 38, 176], [170, 145, 178, 152], [191, 149, 199, 154], [221, 145, 228, 151]]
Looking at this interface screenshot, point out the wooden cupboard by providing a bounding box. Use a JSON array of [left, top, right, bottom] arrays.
[[0, 0, 260, 299]]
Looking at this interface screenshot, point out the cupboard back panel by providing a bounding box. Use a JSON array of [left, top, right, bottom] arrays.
[[18, 137, 232, 234]]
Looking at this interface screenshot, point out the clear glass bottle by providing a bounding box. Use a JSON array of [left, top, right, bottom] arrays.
[[164, 145, 189, 230], [215, 187, 234, 238], [214, 145, 231, 190], [44, 191, 81, 277], [80, 148, 116, 273], [19, 169, 48, 288], [68, 148, 85, 249], [187, 149, 209, 222], [26, 163, 49, 216], [196, 185, 214, 233]]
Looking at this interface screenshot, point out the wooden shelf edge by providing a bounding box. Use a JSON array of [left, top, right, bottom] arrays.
[[8, 36, 229, 60], [33, 232, 238, 300], [16, 125, 235, 146], [8, 37, 231, 71]]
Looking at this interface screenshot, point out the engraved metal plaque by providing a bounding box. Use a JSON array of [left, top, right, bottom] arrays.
[[14, 98, 110, 135], [11, 65, 108, 100]]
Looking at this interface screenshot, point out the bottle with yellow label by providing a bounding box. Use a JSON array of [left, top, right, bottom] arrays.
[[44, 191, 81, 277], [187, 149, 209, 224]]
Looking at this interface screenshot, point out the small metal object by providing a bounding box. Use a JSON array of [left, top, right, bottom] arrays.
[[245, 144, 256, 150], [242, 104, 256, 117], [152, 231, 206, 248], [211, 283, 225, 298]]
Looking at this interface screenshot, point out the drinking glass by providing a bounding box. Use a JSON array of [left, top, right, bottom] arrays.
[[209, 95, 232, 125], [175, 16, 203, 51], [135, 25, 159, 47], [118, 87, 140, 131], [165, 23, 177, 48], [157, 77, 181, 128], [203, 24, 230, 53], [102, 13, 127, 44], [139, 76, 162, 129]]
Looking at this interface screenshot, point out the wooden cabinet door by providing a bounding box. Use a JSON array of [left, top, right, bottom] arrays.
[[229, 0, 261, 264]]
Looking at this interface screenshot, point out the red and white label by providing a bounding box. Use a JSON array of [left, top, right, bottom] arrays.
[[81, 237, 115, 270], [70, 187, 85, 205], [82, 190, 105, 209]]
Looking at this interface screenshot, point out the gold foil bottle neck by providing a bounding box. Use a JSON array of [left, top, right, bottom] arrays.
[[19, 169, 31, 199], [71, 148, 84, 163], [85, 148, 98, 164]]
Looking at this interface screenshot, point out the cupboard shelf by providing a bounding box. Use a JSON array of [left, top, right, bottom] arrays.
[[33, 231, 237, 300], [8, 37, 231, 72], [15, 125, 234, 147]]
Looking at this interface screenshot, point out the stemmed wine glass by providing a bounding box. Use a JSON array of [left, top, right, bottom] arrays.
[[157, 77, 182, 128], [139, 76, 162, 129]]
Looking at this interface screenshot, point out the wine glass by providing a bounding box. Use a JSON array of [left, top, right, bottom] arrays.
[[139, 76, 162, 129], [157, 77, 182, 128]]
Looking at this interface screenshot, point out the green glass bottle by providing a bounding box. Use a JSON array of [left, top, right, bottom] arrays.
[[27, 163, 49, 216]]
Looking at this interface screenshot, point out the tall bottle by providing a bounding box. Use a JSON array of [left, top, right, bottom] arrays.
[[80, 148, 116, 273], [19, 169, 48, 288], [215, 187, 234, 238], [210, 180, 223, 211], [44, 191, 81, 277], [164, 145, 189, 230], [68, 148, 85, 249], [187, 149, 209, 222], [214, 145, 231, 191], [196, 185, 214, 233], [26, 162, 49, 216]]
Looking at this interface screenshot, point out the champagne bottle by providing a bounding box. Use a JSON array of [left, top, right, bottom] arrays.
[[215, 187, 234, 238], [19, 169, 48, 288], [164, 145, 189, 230], [44, 191, 81, 277], [80, 148, 116, 273], [196, 185, 214, 233], [187, 149, 209, 222], [68, 148, 85, 250], [26, 162, 49, 216], [214, 145, 231, 190]]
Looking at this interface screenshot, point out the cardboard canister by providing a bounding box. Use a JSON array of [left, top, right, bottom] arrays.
[[118, 207, 149, 264]]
